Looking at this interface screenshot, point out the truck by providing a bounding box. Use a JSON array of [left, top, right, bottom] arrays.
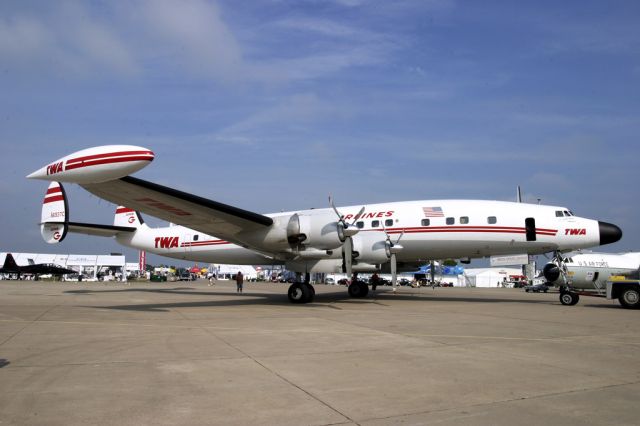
[[606, 272, 640, 309]]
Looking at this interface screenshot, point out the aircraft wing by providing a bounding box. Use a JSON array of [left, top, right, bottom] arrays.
[[81, 176, 274, 242]]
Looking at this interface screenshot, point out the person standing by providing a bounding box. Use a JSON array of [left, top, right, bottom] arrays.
[[370, 272, 380, 291], [235, 271, 244, 293]]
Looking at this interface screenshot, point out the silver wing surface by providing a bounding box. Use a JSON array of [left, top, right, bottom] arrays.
[[81, 176, 274, 244]]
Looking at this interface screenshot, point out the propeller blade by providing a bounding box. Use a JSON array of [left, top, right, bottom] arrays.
[[349, 206, 365, 226], [390, 253, 398, 288], [343, 237, 353, 277], [329, 195, 341, 219]]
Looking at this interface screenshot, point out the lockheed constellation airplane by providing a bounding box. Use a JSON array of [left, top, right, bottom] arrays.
[[27, 145, 622, 303]]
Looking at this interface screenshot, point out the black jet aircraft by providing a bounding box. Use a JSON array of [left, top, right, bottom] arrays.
[[0, 253, 76, 279]]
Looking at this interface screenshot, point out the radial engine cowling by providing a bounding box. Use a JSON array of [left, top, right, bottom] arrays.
[[352, 231, 390, 265], [542, 262, 561, 284], [287, 211, 345, 250]]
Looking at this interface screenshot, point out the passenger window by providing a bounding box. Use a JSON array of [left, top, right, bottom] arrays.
[[555, 211, 564, 217], [460, 216, 469, 224], [446, 217, 455, 225], [487, 216, 497, 224], [421, 219, 430, 226], [371, 220, 380, 228], [356, 221, 364, 229], [385, 219, 393, 227], [193, 235, 199, 241]]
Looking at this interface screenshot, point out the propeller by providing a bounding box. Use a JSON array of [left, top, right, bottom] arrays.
[[329, 196, 365, 277], [382, 223, 404, 290]]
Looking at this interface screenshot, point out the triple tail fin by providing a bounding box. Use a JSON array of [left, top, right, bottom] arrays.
[[41, 182, 69, 244], [114, 206, 145, 228]]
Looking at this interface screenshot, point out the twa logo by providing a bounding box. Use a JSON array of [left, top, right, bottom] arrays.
[[564, 228, 586, 236], [155, 236, 179, 248], [47, 162, 64, 175]]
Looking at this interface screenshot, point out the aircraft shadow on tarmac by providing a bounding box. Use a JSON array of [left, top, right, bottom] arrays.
[[64, 287, 559, 312]]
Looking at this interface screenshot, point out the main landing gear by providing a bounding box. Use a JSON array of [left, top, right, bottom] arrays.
[[348, 280, 369, 298], [559, 288, 580, 306], [287, 282, 315, 304], [287, 272, 315, 304]]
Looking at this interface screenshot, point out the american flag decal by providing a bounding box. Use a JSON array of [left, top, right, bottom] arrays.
[[423, 206, 444, 217]]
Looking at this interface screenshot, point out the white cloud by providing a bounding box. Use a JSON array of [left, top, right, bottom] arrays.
[[0, 2, 138, 76], [131, 0, 243, 80]]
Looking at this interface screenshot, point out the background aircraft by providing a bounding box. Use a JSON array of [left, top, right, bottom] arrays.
[[542, 251, 640, 306], [0, 253, 76, 280]]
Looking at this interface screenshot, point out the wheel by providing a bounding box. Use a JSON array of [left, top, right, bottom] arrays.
[[288, 283, 311, 304], [348, 281, 369, 298], [618, 287, 640, 309], [559, 292, 580, 306], [305, 283, 315, 302]]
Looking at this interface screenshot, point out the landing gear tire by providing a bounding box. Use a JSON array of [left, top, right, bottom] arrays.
[[618, 287, 640, 309], [348, 281, 369, 298], [305, 283, 315, 301], [288, 283, 312, 304], [560, 291, 580, 306]]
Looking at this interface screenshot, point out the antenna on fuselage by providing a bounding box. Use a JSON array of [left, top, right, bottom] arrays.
[[516, 185, 522, 203]]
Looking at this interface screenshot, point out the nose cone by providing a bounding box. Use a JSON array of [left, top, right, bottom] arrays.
[[599, 221, 622, 245]]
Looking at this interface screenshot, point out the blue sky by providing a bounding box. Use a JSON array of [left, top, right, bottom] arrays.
[[1, 0, 639, 266]]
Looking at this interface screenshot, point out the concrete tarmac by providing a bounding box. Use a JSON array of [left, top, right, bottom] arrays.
[[0, 280, 639, 426]]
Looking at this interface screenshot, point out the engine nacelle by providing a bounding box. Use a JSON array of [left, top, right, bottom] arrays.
[[542, 262, 561, 284], [287, 211, 345, 250], [352, 231, 390, 265]]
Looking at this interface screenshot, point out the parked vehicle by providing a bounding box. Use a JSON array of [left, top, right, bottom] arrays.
[[525, 283, 549, 293]]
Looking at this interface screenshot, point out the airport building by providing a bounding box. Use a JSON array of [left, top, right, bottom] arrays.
[[0, 252, 127, 281]]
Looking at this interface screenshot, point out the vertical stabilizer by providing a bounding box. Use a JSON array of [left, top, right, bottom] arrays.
[[41, 182, 69, 243], [2, 253, 19, 271], [114, 206, 144, 228]]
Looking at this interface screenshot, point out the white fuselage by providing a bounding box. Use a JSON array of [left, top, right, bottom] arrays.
[[116, 200, 603, 273]]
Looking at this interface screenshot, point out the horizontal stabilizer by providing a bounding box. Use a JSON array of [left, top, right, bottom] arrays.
[[67, 222, 137, 238]]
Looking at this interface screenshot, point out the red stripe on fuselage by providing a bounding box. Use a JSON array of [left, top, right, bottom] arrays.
[[180, 240, 230, 247], [379, 226, 557, 236]]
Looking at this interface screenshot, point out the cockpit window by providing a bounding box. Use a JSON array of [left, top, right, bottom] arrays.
[[555, 211, 564, 217], [563, 210, 570, 216]]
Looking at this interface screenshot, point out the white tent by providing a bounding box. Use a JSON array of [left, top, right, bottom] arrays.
[[211, 264, 257, 280], [463, 267, 522, 288]]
